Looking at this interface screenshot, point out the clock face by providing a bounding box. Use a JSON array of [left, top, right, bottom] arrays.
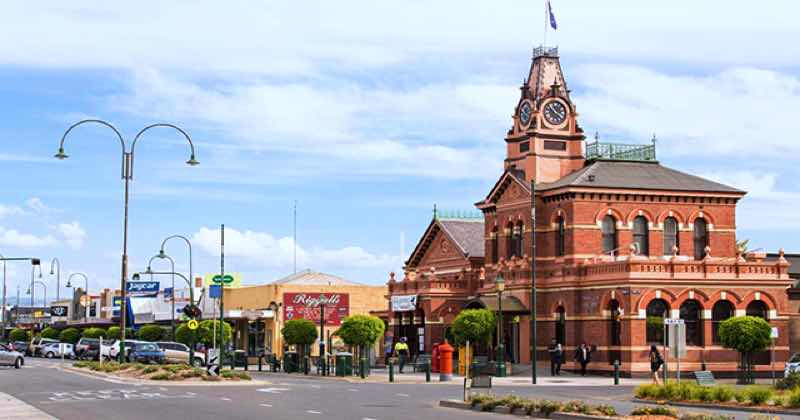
[[543, 101, 567, 125], [519, 101, 533, 126]]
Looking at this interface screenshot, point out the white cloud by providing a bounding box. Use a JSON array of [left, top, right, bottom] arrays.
[[192, 226, 399, 270], [0, 205, 25, 219], [0, 227, 57, 248], [26, 197, 53, 214], [56, 221, 87, 249]]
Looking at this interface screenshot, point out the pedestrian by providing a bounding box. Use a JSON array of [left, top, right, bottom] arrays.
[[394, 337, 409, 373], [649, 345, 664, 385], [547, 338, 563, 376], [574, 342, 592, 376]]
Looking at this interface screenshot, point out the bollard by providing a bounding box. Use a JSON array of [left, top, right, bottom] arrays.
[[388, 359, 394, 383], [613, 360, 620, 385], [304, 356, 310, 375], [360, 357, 367, 379], [230, 354, 235, 370], [425, 360, 431, 382], [258, 355, 263, 372]]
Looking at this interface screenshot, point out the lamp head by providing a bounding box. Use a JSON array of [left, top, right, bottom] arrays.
[[26, 288, 31, 295], [54, 147, 69, 160], [65, 280, 72, 288], [186, 154, 199, 166], [495, 274, 505, 292], [132, 273, 140, 281], [145, 266, 153, 275], [157, 249, 166, 259], [31, 258, 40, 266], [49, 268, 55, 275]]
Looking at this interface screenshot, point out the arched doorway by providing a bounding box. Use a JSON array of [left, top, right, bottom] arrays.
[[646, 299, 669, 345]]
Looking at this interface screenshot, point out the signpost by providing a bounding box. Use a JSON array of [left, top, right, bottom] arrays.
[[664, 319, 686, 384], [187, 319, 199, 330], [771, 327, 779, 386]]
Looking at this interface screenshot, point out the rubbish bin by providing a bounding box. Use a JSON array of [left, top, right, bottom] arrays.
[[284, 351, 299, 373], [233, 350, 247, 368], [335, 352, 353, 376]]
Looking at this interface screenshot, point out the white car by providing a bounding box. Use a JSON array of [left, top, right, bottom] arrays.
[[42, 343, 75, 359], [785, 353, 800, 377]]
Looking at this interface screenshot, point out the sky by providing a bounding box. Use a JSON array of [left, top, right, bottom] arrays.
[[0, 1, 799, 303]]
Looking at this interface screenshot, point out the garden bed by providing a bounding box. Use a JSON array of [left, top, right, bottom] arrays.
[[634, 382, 800, 415], [71, 361, 252, 382]]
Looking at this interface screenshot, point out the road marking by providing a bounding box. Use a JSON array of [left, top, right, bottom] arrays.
[[260, 403, 273, 407], [306, 410, 322, 414], [395, 393, 409, 397], [348, 388, 359, 392], [310, 384, 321, 389], [363, 418, 379, 420], [257, 387, 290, 394], [221, 397, 232, 401]]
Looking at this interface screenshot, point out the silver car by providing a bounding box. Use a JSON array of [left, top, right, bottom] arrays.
[[42, 343, 75, 359], [0, 343, 25, 369]]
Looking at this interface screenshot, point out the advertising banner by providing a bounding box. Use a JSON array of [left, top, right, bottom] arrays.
[[50, 305, 68, 317], [283, 293, 349, 326], [390, 295, 418, 312], [203, 273, 242, 289], [126, 281, 160, 297]]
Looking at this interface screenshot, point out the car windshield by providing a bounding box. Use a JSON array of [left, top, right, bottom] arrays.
[[136, 343, 158, 351], [789, 354, 800, 363]]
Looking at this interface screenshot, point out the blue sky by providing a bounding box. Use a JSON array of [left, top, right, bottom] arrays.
[[1, 2, 799, 302]]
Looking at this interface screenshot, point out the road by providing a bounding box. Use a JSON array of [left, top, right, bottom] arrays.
[[0, 359, 792, 420]]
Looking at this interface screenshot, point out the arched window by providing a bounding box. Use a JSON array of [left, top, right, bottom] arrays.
[[746, 300, 768, 319], [633, 216, 649, 256], [555, 216, 566, 257], [663, 217, 679, 255], [646, 299, 669, 344], [491, 227, 499, 263], [609, 299, 621, 346], [555, 306, 566, 346], [506, 222, 515, 259], [712, 300, 734, 344], [515, 222, 525, 257], [601, 215, 618, 255], [680, 299, 703, 346], [693, 218, 709, 260]]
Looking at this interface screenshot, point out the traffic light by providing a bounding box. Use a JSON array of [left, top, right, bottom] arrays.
[[182, 304, 201, 319]]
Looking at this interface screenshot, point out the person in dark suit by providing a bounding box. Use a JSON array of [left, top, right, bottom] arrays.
[[547, 338, 563, 376], [574, 342, 593, 376]]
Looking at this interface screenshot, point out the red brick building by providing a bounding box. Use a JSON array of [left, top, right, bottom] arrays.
[[387, 47, 794, 376]]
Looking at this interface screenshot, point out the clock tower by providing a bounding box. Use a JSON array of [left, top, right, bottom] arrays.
[[504, 47, 586, 183]]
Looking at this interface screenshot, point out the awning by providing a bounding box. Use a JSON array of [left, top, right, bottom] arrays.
[[478, 295, 528, 312]]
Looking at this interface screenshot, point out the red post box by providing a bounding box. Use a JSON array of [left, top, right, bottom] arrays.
[[438, 340, 454, 381], [431, 343, 440, 373]]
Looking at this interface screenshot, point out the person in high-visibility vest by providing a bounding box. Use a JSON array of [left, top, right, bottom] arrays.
[[394, 337, 409, 373]]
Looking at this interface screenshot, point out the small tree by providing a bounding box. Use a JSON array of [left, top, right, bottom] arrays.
[[282, 319, 318, 367], [41, 327, 60, 340], [82, 327, 107, 339], [175, 320, 232, 348], [137, 325, 164, 342], [337, 315, 385, 375], [450, 308, 495, 370], [719, 316, 772, 384], [9, 328, 30, 342], [59, 328, 81, 344]]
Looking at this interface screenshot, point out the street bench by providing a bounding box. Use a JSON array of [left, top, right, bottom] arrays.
[[694, 370, 716, 386], [412, 354, 432, 372]]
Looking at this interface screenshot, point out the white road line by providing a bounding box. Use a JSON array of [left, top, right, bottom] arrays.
[[395, 393, 409, 397], [348, 388, 359, 392], [363, 418, 379, 420], [260, 403, 273, 407], [306, 410, 322, 414], [221, 397, 232, 401]]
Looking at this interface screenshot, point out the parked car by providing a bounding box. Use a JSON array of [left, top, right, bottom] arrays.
[[29, 337, 59, 357], [0, 343, 24, 368], [10, 341, 28, 353], [75, 338, 112, 361], [785, 353, 800, 377], [155, 342, 204, 366], [42, 342, 75, 359], [128, 342, 165, 364], [106, 340, 145, 361]]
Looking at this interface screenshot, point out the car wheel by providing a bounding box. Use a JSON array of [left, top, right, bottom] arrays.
[[192, 358, 203, 367], [14, 358, 22, 369]]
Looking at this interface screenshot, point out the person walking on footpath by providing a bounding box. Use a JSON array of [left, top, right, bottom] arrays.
[[394, 337, 409, 373], [574, 342, 593, 376], [547, 338, 563, 376], [649, 345, 664, 385]]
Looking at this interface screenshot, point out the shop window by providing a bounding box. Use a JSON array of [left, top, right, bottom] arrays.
[[601, 215, 618, 254], [663, 217, 679, 255], [712, 300, 734, 344], [680, 299, 703, 346], [633, 216, 649, 256], [693, 218, 709, 260], [247, 320, 265, 357], [646, 299, 669, 344]]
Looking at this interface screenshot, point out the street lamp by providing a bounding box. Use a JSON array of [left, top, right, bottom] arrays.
[[148, 253, 176, 340], [140, 267, 198, 366], [26, 280, 47, 308], [530, 179, 538, 385], [496, 274, 507, 377], [66, 273, 89, 324], [55, 119, 199, 362], [29, 262, 43, 307], [318, 294, 326, 376], [159, 235, 194, 290], [0, 256, 39, 339], [49, 258, 61, 302]]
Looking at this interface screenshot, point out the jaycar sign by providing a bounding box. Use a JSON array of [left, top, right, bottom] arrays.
[[283, 293, 349, 326], [126, 281, 160, 296]]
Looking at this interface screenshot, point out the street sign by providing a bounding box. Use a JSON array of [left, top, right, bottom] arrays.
[[206, 353, 220, 376], [209, 284, 222, 299], [664, 318, 684, 325], [771, 327, 779, 338], [187, 319, 199, 330], [668, 323, 687, 358], [212, 274, 234, 285]]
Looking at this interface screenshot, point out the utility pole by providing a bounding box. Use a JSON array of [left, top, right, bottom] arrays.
[[219, 224, 226, 366], [293, 201, 297, 274], [319, 295, 325, 376], [530, 179, 537, 384]]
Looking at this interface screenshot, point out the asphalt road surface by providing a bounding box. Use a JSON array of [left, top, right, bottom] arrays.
[[0, 359, 793, 420]]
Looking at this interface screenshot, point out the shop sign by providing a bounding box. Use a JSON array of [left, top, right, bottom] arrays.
[[283, 293, 349, 326], [126, 281, 160, 296], [391, 295, 418, 312], [50, 306, 68, 317]]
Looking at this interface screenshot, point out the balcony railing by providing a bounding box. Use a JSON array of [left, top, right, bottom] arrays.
[[586, 140, 657, 162], [532, 46, 558, 59]]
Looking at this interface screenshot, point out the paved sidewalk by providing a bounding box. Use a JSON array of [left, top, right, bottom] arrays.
[[0, 392, 58, 419]]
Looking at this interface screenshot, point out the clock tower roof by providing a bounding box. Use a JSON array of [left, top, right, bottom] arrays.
[[523, 46, 570, 105]]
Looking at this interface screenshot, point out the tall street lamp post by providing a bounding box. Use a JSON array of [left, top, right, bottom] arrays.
[[495, 275, 506, 377], [141, 268, 197, 366], [160, 235, 193, 291], [148, 253, 175, 340], [55, 119, 199, 362], [29, 264, 43, 307], [27, 280, 47, 309], [66, 273, 90, 324], [530, 179, 538, 384], [49, 258, 61, 303], [318, 294, 326, 376]]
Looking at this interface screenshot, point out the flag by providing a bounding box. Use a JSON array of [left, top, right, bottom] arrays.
[[548, 1, 558, 30]]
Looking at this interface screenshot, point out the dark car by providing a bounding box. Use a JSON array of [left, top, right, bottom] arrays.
[[75, 338, 114, 361], [10, 341, 28, 353], [129, 342, 165, 364]]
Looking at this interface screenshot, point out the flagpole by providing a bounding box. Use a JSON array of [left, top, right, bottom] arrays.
[[543, 0, 548, 47]]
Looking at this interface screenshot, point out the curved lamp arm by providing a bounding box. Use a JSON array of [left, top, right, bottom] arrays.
[[160, 235, 193, 287], [130, 123, 199, 178], [55, 119, 127, 179]]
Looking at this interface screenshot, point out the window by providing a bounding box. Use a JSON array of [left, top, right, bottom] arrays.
[[519, 142, 530, 153], [693, 218, 709, 260], [680, 300, 703, 346], [609, 299, 621, 346], [746, 300, 768, 319], [663, 217, 679, 255], [555, 306, 566, 346], [555, 216, 565, 257], [712, 300, 734, 344], [506, 223, 515, 258], [646, 299, 669, 344], [601, 215, 618, 254], [491, 227, 499, 263], [515, 222, 525, 257], [633, 216, 649, 256]]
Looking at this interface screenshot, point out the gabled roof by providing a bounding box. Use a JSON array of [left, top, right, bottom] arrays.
[[272, 269, 363, 286], [538, 161, 745, 194], [478, 168, 531, 207], [406, 217, 485, 268]]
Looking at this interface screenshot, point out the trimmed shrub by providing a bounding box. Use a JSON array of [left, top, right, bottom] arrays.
[[787, 389, 800, 408], [679, 414, 734, 420], [151, 372, 174, 380], [746, 387, 773, 405], [40, 327, 60, 339], [711, 386, 735, 403], [635, 384, 659, 399], [136, 325, 164, 342], [733, 388, 748, 404], [59, 328, 81, 344], [776, 371, 800, 390], [82, 327, 107, 339], [9, 328, 30, 342], [691, 385, 713, 402], [676, 383, 695, 401], [630, 406, 678, 418], [106, 326, 121, 340], [141, 365, 159, 374]]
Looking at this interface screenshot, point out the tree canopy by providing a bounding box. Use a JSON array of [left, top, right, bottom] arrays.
[[282, 319, 318, 345], [82, 327, 107, 339], [719, 316, 772, 354], [40, 327, 60, 340], [136, 325, 164, 342], [59, 328, 81, 344], [9, 328, 30, 342], [336, 315, 385, 347], [450, 309, 495, 346], [175, 320, 232, 347]]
